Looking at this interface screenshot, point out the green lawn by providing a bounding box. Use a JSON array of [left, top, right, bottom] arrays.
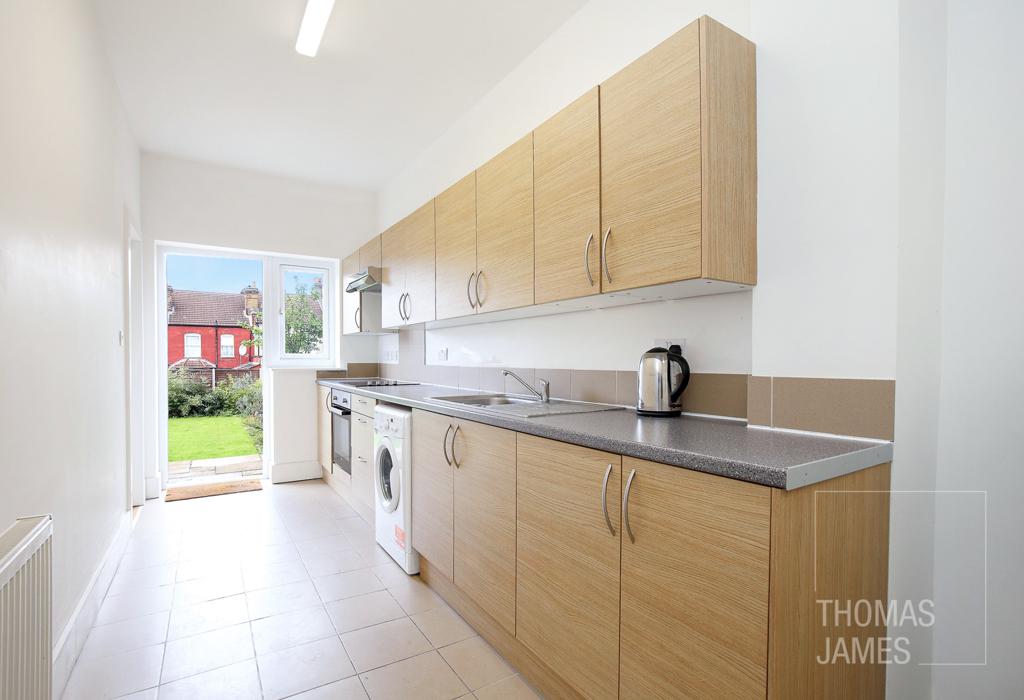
[[168, 415, 257, 461]]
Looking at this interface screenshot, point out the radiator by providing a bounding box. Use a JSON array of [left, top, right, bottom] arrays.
[[0, 515, 53, 700]]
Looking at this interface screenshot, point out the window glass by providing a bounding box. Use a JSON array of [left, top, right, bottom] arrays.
[[281, 266, 327, 357], [220, 334, 234, 358], [184, 333, 201, 358]]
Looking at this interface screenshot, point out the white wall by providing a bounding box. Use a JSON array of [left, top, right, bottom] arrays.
[[930, 1, 1024, 694], [0, 0, 139, 652], [140, 153, 379, 492], [749, 0, 899, 379]]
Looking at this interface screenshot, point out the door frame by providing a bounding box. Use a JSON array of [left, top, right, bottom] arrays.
[[124, 213, 145, 507]]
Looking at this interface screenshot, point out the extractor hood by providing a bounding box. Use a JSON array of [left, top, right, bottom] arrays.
[[345, 266, 381, 293]]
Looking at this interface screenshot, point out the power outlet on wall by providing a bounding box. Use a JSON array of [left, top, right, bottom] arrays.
[[437, 347, 448, 361], [655, 338, 687, 354]]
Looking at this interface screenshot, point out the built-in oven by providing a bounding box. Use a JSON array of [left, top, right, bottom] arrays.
[[328, 388, 352, 475]]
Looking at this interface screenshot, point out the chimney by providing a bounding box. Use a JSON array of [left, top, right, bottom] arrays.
[[166, 285, 175, 319], [241, 282, 261, 316]]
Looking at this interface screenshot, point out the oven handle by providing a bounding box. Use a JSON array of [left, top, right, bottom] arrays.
[[328, 406, 350, 417]]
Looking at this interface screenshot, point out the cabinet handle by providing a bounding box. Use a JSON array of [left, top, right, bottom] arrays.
[[601, 227, 612, 283], [622, 468, 637, 543], [451, 425, 463, 468], [354, 305, 361, 331], [442, 424, 453, 466], [474, 270, 483, 308], [325, 391, 331, 410], [584, 233, 595, 287], [397, 293, 406, 321], [601, 463, 615, 536], [466, 272, 477, 309], [403, 292, 412, 321], [357, 457, 367, 463]]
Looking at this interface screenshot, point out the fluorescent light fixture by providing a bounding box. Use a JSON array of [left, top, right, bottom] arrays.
[[295, 0, 336, 58]]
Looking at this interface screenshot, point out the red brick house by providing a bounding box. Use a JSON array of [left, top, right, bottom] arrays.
[[167, 283, 262, 385]]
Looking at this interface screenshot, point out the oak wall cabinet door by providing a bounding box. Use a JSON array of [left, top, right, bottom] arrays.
[[452, 420, 517, 635], [475, 134, 534, 313], [600, 16, 756, 292], [516, 435, 621, 700], [618, 456, 771, 699], [317, 386, 332, 472], [358, 235, 381, 270], [534, 87, 602, 304], [410, 409, 456, 579], [341, 252, 362, 335], [434, 174, 478, 321], [381, 201, 436, 328]]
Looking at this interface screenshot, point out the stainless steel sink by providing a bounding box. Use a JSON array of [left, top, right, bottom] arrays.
[[428, 394, 625, 418]]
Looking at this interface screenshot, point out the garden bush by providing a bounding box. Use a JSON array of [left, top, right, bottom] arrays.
[[167, 369, 263, 422]]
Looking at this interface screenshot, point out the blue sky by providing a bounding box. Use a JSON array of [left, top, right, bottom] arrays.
[[167, 255, 262, 293]]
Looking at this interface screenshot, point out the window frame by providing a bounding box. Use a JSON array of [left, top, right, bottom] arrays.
[[220, 333, 235, 358], [183, 332, 202, 359], [266, 260, 336, 367]]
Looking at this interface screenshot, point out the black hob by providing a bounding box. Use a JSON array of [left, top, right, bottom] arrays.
[[334, 378, 418, 387]]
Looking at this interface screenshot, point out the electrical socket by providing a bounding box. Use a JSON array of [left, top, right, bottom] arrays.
[[656, 338, 687, 354], [437, 347, 448, 361]]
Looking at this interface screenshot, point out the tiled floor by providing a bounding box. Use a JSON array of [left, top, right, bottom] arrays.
[[63, 480, 541, 700]]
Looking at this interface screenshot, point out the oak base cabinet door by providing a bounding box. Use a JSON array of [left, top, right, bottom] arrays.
[[410, 409, 456, 579], [317, 386, 331, 471], [619, 457, 771, 699], [517, 435, 621, 700], [453, 421, 517, 635]]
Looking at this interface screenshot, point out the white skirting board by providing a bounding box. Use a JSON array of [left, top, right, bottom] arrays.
[[51, 510, 134, 698], [271, 459, 322, 484]]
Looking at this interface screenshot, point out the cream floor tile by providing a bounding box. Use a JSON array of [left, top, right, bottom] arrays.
[[175, 556, 242, 583], [108, 563, 176, 595], [410, 605, 475, 648], [386, 577, 444, 615], [313, 569, 384, 602], [302, 549, 366, 578], [287, 516, 346, 541], [472, 675, 541, 700], [167, 594, 249, 640], [358, 650, 468, 700], [160, 622, 254, 683], [114, 689, 158, 700], [242, 557, 310, 591], [439, 637, 514, 691], [369, 560, 414, 588], [288, 676, 368, 699], [257, 636, 356, 700], [172, 570, 245, 608], [239, 541, 300, 566], [118, 545, 179, 571], [157, 658, 261, 700], [62, 643, 163, 700], [296, 534, 354, 559], [246, 579, 321, 620], [79, 611, 169, 661], [251, 604, 336, 656], [340, 617, 433, 672], [325, 590, 406, 634], [352, 545, 397, 567], [95, 584, 174, 626]]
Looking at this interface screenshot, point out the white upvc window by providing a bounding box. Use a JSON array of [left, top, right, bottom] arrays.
[[266, 261, 335, 366], [184, 333, 201, 358], [220, 334, 235, 358]]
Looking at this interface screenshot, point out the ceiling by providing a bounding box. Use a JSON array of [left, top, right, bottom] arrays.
[[94, 0, 587, 189]]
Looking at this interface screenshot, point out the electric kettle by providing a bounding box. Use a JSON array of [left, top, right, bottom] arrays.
[[636, 345, 690, 416]]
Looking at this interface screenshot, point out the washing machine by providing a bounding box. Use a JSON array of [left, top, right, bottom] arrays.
[[373, 404, 419, 574]]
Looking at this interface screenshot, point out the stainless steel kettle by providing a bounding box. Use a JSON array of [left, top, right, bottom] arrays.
[[636, 345, 690, 416]]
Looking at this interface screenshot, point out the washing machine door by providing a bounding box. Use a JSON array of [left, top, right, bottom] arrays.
[[374, 438, 401, 514]]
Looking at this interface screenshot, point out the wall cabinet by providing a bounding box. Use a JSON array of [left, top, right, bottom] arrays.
[[534, 87, 601, 304], [618, 457, 770, 699], [434, 174, 478, 321], [516, 436, 621, 700], [342, 235, 386, 335], [600, 17, 756, 292], [341, 252, 361, 335], [316, 386, 331, 471], [382, 201, 435, 328], [475, 134, 534, 313]]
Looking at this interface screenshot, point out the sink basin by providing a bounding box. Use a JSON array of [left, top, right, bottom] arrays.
[[428, 394, 625, 418]]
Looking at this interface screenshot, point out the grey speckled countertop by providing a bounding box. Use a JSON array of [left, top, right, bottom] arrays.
[[318, 380, 893, 490]]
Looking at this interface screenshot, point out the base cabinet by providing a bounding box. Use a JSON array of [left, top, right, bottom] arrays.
[[316, 386, 331, 471], [516, 436, 621, 700], [618, 457, 771, 699], [350, 410, 374, 513]]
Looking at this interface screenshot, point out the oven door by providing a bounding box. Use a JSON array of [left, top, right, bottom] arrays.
[[330, 407, 351, 475]]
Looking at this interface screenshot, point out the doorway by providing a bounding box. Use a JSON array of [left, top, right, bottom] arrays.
[[164, 253, 265, 485]]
